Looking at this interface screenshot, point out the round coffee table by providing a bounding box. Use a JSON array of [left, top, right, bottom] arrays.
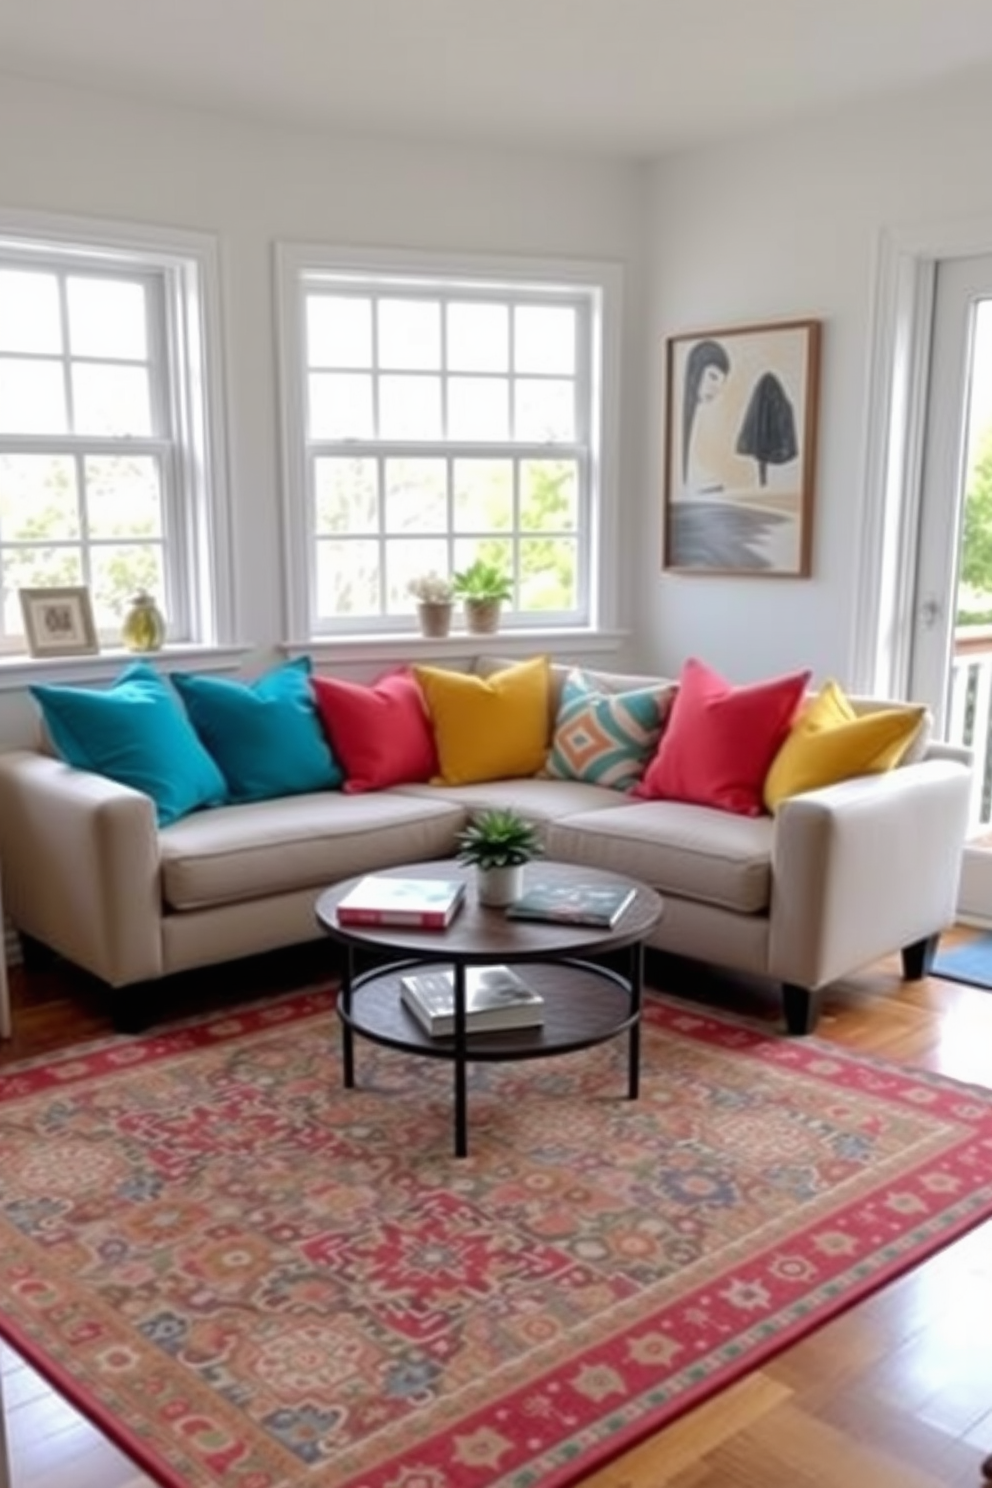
[[315, 860, 663, 1157]]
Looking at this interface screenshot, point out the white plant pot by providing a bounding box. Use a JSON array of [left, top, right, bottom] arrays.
[[476, 863, 524, 908]]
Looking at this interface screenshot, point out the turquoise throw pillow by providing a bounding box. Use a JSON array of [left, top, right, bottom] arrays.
[[30, 662, 227, 826], [545, 669, 675, 792], [171, 657, 343, 803]]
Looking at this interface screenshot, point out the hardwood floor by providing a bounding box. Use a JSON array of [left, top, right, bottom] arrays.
[[1, 934, 991, 1487]]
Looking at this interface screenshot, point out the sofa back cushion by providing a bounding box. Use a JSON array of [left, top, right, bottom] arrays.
[[30, 662, 227, 826], [414, 655, 550, 785], [172, 657, 342, 803]]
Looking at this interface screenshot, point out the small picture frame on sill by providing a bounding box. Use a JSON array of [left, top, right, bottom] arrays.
[[19, 586, 100, 658]]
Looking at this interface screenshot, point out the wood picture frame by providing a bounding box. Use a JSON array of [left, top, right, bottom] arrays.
[[663, 318, 822, 576], [19, 585, 100, 658]]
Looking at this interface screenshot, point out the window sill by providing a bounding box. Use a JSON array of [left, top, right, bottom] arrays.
[[0, 643, 253, 692], [284, 627, 630, 669]]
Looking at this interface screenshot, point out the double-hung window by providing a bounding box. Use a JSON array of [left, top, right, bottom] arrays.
[[277, 247, 619, 638], [0, 214, 228, 655]]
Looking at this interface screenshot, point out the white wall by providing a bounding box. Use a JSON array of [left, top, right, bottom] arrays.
[[0, 72, 647, 745], [641, 67, 992, 687]]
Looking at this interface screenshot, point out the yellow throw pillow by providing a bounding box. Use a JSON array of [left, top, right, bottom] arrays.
[[413, 656, 551, 786], [763, 679, 926, 812]]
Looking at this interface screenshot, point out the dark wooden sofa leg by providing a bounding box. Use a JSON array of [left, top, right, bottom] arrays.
[[108, 986, 159, 1036], [18, 932, 59, 971], [782, 984, 820, 1036], [901, 933, 939, 981]]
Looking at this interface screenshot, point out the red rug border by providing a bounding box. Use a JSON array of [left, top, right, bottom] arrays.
[[1, 987, 991, 1488]]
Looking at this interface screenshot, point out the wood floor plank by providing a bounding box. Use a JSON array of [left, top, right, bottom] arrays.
[[1, 939, 991, 1487]]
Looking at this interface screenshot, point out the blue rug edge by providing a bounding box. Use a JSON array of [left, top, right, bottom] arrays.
[[932, 931, 992, 989]]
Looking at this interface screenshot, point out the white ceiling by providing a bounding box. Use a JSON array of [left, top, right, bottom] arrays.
[[3, 0, 992, 159]]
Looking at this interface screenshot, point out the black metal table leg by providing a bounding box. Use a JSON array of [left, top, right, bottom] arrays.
[[453, 962, 468, 1157], [628, 942, 643, 1100], [341, 946, 355, 1088]]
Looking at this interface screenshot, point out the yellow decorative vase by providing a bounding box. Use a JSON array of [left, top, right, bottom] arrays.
[[121, 591, 166, 652]]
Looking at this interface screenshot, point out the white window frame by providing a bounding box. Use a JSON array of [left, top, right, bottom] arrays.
[[0, 207, 233, 663], [275, 243, 622, 645]]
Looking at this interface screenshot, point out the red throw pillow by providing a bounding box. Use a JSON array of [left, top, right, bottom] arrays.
[[310, 670, 437, 793], [634, 657, 811, 816]]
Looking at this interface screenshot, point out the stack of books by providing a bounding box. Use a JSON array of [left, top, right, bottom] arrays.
[[506, 881, 636, 928], [335, 876, 466, 929], [399, 965, 544, 1037]]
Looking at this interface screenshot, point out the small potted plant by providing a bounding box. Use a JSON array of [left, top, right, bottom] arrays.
[[407, 571, 455, 638], [451, 559, 513, 636], [455, 806, 543, 907]]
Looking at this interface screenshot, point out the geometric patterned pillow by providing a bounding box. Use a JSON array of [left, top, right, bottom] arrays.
[[545, 669, 676, 791]]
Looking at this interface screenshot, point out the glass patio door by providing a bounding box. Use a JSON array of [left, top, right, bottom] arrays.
[[911, 253, 992, 920]]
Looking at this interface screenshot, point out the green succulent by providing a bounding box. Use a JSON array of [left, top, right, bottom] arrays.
[[451, 559, 513, 603], [455, 808, 544, 869]]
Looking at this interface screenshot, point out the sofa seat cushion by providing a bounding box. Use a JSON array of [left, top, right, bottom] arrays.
[[394, 777, 624, 831], [159, 792, 465, 911], [547, 801, 774, 914]]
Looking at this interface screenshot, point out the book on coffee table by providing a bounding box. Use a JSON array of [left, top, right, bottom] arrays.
[[505, 881, 637, 929], [399, 965, 544, 1036], [335, 876, 466, 929]]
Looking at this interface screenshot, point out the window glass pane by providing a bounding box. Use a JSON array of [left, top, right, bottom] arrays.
[[0, 359, 67, 434], [453, 537, 512, 581], [90, 544, 164, 630], [0, 270, 61, 354], [309, 373, 374, 439], [379, 375, 441, 439], [447, 303, 508, 372], [86, 456, 161, 538], [453, 458, 512, 532], [4, 549, 84, 633], [520, 537, 577, 609], [67, 278, 147, 360], [514, 378, 575, 442], [72, 364, 152, 436], [447, 376, 509, 440], [378, 299, 440, 370], [314, 457, 378, 534], [515, 305, 576, 374], [521, 459, 578, 531], [316, 538, 380, 617], [384, 458, 446, 532], [0, 454, 79, 540], [307, 295, 372, 368], [386, 538, 450, 612]]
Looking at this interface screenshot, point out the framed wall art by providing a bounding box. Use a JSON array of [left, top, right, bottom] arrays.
[[663, 318, 822, 576], [19, 585, 100, 658]]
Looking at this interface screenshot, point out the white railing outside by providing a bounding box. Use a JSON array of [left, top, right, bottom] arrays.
[[950, 645, 992, 836]]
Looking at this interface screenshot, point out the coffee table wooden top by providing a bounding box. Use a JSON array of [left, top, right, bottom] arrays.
[[315, 859, 662, 960]]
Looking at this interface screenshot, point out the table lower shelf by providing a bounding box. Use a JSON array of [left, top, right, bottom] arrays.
[[339, 957, 638, 1061], [337, 956, 643, 1157]]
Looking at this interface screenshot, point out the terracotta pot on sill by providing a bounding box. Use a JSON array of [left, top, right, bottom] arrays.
[[416, 601, 454, 639], [463, 598, 501, 635]]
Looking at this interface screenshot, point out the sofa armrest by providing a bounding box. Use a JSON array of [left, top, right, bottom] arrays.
[[769, 758, 971, 990], [0, 750, 163, 986]]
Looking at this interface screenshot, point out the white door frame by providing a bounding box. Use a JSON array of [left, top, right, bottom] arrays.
[[853, 211, 992, 700]]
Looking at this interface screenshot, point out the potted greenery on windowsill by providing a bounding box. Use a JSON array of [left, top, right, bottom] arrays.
[[455, 807, 543, 907], [407, 572, 455, 638], [451, 559, 513, 635]]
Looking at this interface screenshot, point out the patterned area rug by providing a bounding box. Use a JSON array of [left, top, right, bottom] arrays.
[[2, 991, 992, 1488]]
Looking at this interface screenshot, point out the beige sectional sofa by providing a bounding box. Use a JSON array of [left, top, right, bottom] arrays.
[[0, 660, 972, 1035]]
